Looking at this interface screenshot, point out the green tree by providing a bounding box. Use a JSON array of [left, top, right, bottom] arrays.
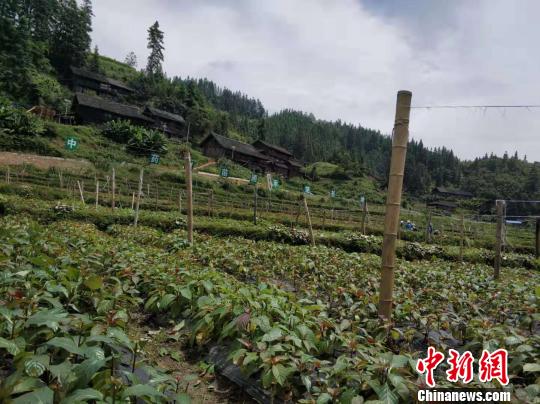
[[124, 51, 137, 68], [88, 44, 100, 72], [257, 118, 266, 141], [146, 21, 164, 77], [49, 0, 92, 74]]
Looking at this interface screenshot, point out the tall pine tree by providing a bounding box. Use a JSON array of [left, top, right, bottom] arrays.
[[146, 21, 164, 77]]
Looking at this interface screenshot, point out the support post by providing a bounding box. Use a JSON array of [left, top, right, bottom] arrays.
[[6, 166, 10, 184], [77, 180, 85, 204], [303, 195, 315, 246], [425, 209, 432, 243], [534, 218, 540, 258], [494, 200, 505, 280], [378, 90, 412, 320], [133, 168, 143, 227], [95, 180, 99, 209], [362, 200, 368, 235], [459, 213, 465, 262], [131, 192, 135, 210], [111, 167, 116, 209], [184, 150, 194, 244], [179, 190, 182, 214], [253, 184, 258, 225]]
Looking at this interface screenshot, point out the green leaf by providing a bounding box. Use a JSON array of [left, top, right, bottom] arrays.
[[11, 377, 46, 395], [262, 327, 282, 342], [12, 387, 54, 404], [61, 388, 104, 403], [180, 287, 192, 300], [175, 392, 192, 404], [0, 336, 21, 355], [523, 363, 540, 372], [46, 337, 82, 355], [24, 359, 47, 377], [121, 384, 164, 399], [25, 308, 68, 331], [83, 275, 103, 290], [316, 393, 332, 404]]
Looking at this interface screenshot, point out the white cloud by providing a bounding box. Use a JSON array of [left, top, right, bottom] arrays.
[[91, 0, 540, 161]]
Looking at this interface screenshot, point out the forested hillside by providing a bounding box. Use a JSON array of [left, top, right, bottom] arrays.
[[1, 0, 538, 200]]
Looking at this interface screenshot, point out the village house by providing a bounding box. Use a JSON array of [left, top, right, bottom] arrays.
[[143, 106, 185, 138], [72, 93, 153, 126], [432, 186, 473, 199], [252, 139, 303, 177], [69, 66, 134, 98], [199, 132, 271, 173]]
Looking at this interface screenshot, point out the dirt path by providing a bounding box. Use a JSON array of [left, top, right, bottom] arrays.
[[0, 151, 93, 171]]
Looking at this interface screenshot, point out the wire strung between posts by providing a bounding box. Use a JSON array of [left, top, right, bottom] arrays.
[[410, 105, 540, 109]]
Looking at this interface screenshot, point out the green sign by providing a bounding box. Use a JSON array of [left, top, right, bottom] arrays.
[[303, 184, 311, 194], [65, 137, 78, 150], [360, 196, 365, 207], [220, 167, 229, 178], [272, 179, 279, 189], [149, 153, 160, 164], [330, 189, 336, 198], [250, 173, 258, 184]]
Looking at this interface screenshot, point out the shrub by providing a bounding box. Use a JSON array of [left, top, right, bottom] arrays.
[[102, 119, 135, 143], [102, 119, 168, 156], [0, 96, 45, 136], [29, 70, 71, 111]]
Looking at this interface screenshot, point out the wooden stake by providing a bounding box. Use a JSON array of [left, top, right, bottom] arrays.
[[494, 200, 505, 280], [362, 200, 368, 235], [95, 180, 99, 209], [253, 184, 258, 225], [322, 209, 326, 230], [133, 168, 143, 227], [184, 150, 194, 244], [6, 166, 10, 184], [208, 189, 214, 217], [179, 190, 182, 214], [535, 218, 540, 259], [303, 195, 315, 246], [378, 90, 412, 320], [425, 209, 432, 243], [77, 180, 85, 204], [111, 167, 116, 209], [131, 192, 135, 210], [459, 213, 465, 261]]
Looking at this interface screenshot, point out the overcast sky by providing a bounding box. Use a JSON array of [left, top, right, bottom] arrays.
[[91, 0, 540, 162]]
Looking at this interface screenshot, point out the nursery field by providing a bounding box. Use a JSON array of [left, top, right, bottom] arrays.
[[0, 199, 539, 402]]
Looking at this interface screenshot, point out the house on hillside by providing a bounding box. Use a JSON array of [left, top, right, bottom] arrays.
[[427, 200, 457, 213], [200, 133, 271, 172], [432, 186, 473, 199], [143, 106, 185, 138], [252, 139, 303, 177], [69, 66, 134, 98], [72, 93, 153, 126]]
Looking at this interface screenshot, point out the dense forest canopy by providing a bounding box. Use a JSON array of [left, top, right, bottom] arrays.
[[0, 0, 538, 201]]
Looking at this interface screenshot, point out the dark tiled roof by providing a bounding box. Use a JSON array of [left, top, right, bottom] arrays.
[[144, 106, 185, 124], [433, 186, 473, 197], [200, 133, 270, 160], [288, 159, 303, 168], [70, 66, 134, 92], [428, 201, 458, 208], [74, 93, 153, 122], [252, 139, 293, 157]]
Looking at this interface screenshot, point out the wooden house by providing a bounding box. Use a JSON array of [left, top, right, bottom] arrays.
[[427, 201, 458, 213], [432, 186, 473, 199], [69, 66, 134, 98], [252, 139, 303, 177], [143, 106, 185, 138], [72, 93, 153, 126], [200, 133, 271, 172]]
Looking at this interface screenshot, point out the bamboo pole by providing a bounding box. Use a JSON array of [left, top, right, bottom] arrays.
[[303, 195, 315, 246], [378, 90, 412, 320], [133, 168, 143, 227], [362, 201, 368, 235], [111, 167, 116, 209], [253, 184, 258, 225], [459, 213, 465, 261], [494, 200, 505, 280], [95, 180, 99, 209], [77, 180, 85, 204], [184, 150, 194, 244], [534, 218, 540, 258], [425, 209, 432, 243], [131, 192, 135, 210]]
